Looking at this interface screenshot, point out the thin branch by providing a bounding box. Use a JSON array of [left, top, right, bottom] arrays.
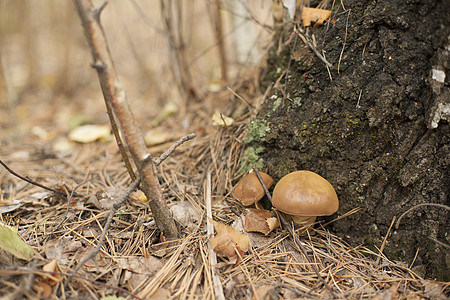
[[376, 216, 396, 265], [395, 203, 450, 229], [252, 166, 337, 298], [428, 237, 450, 250], [294, 26, 332, 68], [73, 0, 178, 237], [154, 133, 196, 166], [0, 159, 81, 197], [93, 1, 107, 21], [337, 10, 351, 74]]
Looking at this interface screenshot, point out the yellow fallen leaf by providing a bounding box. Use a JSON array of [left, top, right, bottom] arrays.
[[31, 126, 55, 141], [144, 128, 171, 146], [137, 190, 147, 201], [212, 111, 234, 127], [0, 221, 34, 261], [210, 220, 249, 265], [302, 7, 331, 27], [68, 124, 111, 143]]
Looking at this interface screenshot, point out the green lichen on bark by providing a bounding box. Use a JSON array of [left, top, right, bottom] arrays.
[[244, 119, 270, 143], [239, 146, 265, 174]]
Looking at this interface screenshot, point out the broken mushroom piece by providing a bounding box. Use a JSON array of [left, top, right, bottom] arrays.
[[272, 170, 338, 228], [233, 171, 273, 206]]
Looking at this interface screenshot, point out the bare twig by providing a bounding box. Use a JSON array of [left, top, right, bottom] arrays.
[[154, 133, 196, 166], [428, 237, 450, 250], [160, 0, 194, 98], [66, 177, 141, 285], [73, 0, 178, 237], [252, 166, 337, 298], [226, 86, 254, 114], [395, 203, 450, 229], [0, 159, 81, 197], [337, 10, 350, 74], [294, 26, 332, 68], [208, 0, 228, 82], [376, 216, 396, 265]]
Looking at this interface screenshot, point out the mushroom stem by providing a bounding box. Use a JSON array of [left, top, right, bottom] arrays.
[[291, 215, 317, 227]]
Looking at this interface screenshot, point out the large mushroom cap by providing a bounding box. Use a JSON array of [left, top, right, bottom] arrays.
[[272, 170, 338, 216], [233, 172, 273, 206]]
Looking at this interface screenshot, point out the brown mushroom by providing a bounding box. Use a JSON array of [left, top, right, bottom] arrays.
[[233, 171, 273, 206], [272, 170, 338, 228]]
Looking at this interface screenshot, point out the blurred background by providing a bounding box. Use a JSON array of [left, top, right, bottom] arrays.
[[0, 0, 275, 145]]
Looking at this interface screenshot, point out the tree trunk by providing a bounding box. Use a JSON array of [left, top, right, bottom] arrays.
[[246, 0, 449, 280]]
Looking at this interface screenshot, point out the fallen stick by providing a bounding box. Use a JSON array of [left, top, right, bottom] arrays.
[[205, 170, 226, 300]]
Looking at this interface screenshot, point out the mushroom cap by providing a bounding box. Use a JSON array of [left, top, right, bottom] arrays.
[[272, 171, 338, 216], [233, 172, 273, 206]]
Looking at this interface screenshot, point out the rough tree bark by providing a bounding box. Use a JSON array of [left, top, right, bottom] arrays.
[[245, 0, 449, 280], [73, 0, 178, 238]]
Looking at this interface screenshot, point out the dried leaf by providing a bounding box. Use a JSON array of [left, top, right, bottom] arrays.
[[266, 217, 279, 232], [52, 137, 74, 153], [210, 220, 249, 264], [212, 111, 234, 127], [41, 259, 62, 285], [135, 190, 147, 201], [0, 221, 34, 261], [0, 199, 23, 213], [68, 124, 111, 143], [114, 256, 163, 275], [31, 126, 55, 141], [302, 7, 331, 27], [244, 208, 279, 235], [144, 128, 171, 146], [170, 201, 201, 229]]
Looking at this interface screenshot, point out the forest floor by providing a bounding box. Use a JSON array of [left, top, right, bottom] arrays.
[[0, 74, 449, 299], [0, 1, 448, 299]]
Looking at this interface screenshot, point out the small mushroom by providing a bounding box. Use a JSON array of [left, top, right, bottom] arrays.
[[233, 171, 273, 206], [272, 170, 338, 228]]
